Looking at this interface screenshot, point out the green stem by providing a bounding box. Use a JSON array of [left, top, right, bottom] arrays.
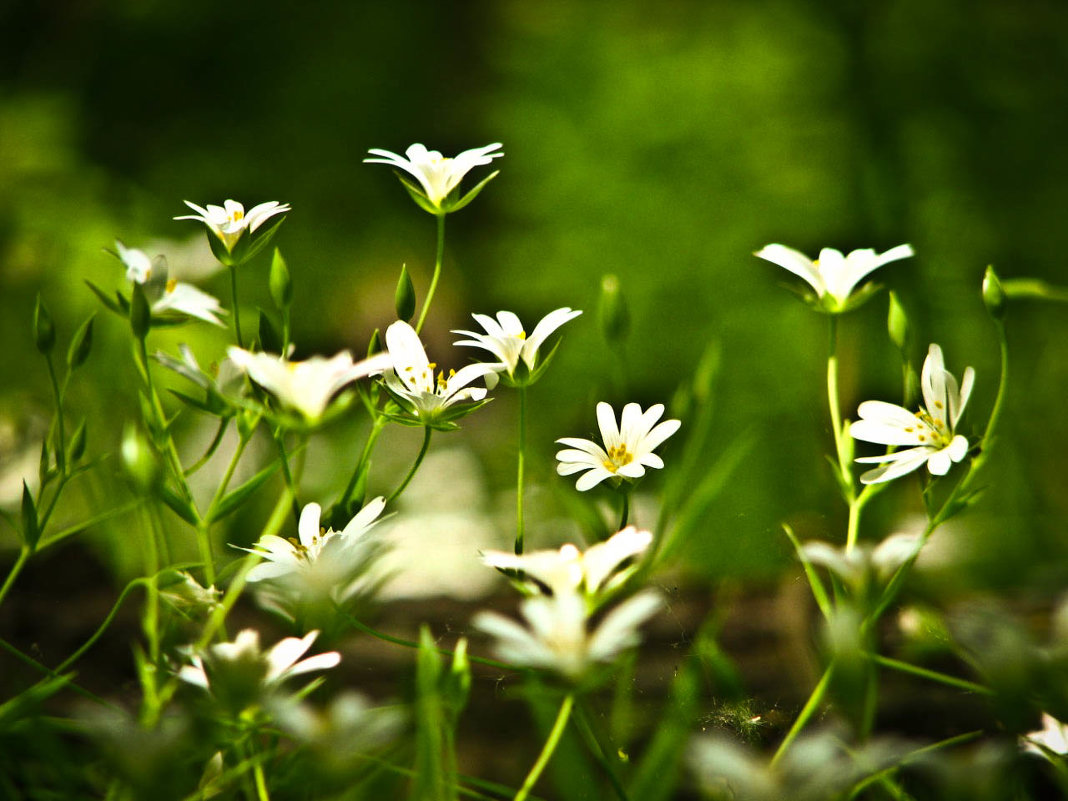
[[184, 418, 229, 477], [252, 760, 270, 801], [872, 653, 993, 696], [272, 429, 302, 524], [139, 506, 162, 725], [618, 492, 630, 531], [847, 730, 983, 799], [415, 213, 446, 334], [515, 386, 528, 555], [0, 546, 31, 610], [770, 661, 835, 768], [0, 636, 118, 708], [339, 416, 387, 512], [387, 426, 432, 504], [229, 264, 244, 349], [198, 430, 252, 588], [573, 702, 630, 801], [514, 694, 574, 801], [56, 578, 149, 673], [46, 353, 67, 472]]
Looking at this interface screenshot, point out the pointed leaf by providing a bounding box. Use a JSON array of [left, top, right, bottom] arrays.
[[21, 481, 39, 549], [159, 485, 198, 525], [206, 461, 280, 523]]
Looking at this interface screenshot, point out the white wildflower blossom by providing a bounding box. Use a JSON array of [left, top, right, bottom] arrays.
[[364, 142, 503, 213], [801, 532, 923, 588], [452, 307, 582, 386], [850, 344, 975, 484], [174, 199, 290, 252], [227, 347, 391, 422], [755, 243, 914, 312], [115, 241, 226, 326], [1024, 713, 1068, 757], [556, 402, 681, 491]]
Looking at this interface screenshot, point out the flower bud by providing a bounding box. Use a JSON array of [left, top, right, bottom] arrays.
[[21, 481, 40, 549], [33, 294, 56, 354], [67, 315, 95, 370], [597, 274, 629, 345], [269, 248, 292, 310], [129, 281, 151, 340], [121, 423, 159, 493], [887, 291, 910, 352], [982, 265, 1006, 320], [394, 264, 416, 322], [367, 328, 383, 359], [68, 419, 87, 462]]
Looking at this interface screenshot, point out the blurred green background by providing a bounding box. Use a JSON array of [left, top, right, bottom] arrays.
[[2, 0, 1067, 592]]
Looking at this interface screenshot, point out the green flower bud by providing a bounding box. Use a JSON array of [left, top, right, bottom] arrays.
[[887, 291, 910, 352], [598, 274, 629, 345], [21, 481, 40, 549], [129, 281, 151, 340], [269, 248, 292, 310], [121, 424, 159, 493], [394, 264, 416, 322], [33, 294, 56, 354], [367, 328, 383, 358], [68, 419, 87, 462], [982, 265, 1006, 320], [67, 315, 95, 370]]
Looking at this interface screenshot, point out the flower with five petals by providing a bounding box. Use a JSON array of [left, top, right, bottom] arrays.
[[364, 143, 503, 215], [556, 402, 681, 491], [452, 307, 582, 386], [755, 243, 914, 313], [175, 199, 290, 265], [849, 343, 975, 484], [114, 241, 226, 326]]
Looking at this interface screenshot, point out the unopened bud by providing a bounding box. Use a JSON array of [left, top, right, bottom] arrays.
[[394, 264, 416, 322], [121, 424, 159, 492], [34, 294, 56, 354], [269, 248, 292, 310], [982, 265, 1006, 320], [129, 281, 151, 340], [887, 291, 910, 352], [68, 419, 87, 462], [598, 274, 629, 345], [67, 315, 95, 370]]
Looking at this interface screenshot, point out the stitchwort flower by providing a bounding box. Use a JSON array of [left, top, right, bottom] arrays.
[[481, 526, 653, 604], [228, 347, 391, 423], [364, 143, 503, 215], [452, 307, 582, 386], [556, 402, 681, 491], [755, 243, 914, 313], [175, 199, 290, 253], [377, 320, 498, 429], [850, 344, 975, 484], [114, 241, 226, 326]]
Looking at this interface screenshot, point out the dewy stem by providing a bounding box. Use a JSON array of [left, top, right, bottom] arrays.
[[388, 426, 432, 504], [514, 693, 574, 801], [229, 264, 244, 349], [515, 386, 528, 555], [415, 213, 446, 334]]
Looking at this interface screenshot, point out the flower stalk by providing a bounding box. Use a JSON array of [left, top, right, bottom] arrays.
[[514, 693, 574, 801], [416, 213, 446, 334], [515, 386, 527, 554]]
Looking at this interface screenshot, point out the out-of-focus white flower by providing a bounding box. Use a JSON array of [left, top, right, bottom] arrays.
[[801, 532, 922, 589], [177, 629, 339, 712], [244, 499, 386, 605], [556, 402, 680, 491], [115, 241, 226, 326], [850, 344, 975, 484], [1024, 713, 1068, 757], [473, 590, 661, 680], [481, 526, 653, 602], [364, 143, 503, 214], [228, 347, 391, 422], [452, 307, 582, 386], [159, 571, 221, 615], [755, 243, 914, 312], [271, 691, 404, 763], [378, 320, 497, 428], [174, 199, 290, 252]]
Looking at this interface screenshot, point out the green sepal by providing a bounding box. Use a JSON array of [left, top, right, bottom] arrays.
[[84, 279, 128, 315], [159, 485, 198, 525], [206, 462, 280, 523], [38, 439, 54, 486], [447, 169, 499, 213], [257, 309, 283, 354], [21, 481, 40, 549], [239, 213, 287, 265], [168, 389, 219, 415], [33, 294, 56, 354], [269, 247, 292, 309], [207, 230, 238, 266], [822, 281, 884, 314], [67, 420, 87, 463], [395, 173, 442, 216], [129, 282, 151, 340], [982, 265, 1006, 320], [66, 314, 95, 370], [394, 264, 416, 322]]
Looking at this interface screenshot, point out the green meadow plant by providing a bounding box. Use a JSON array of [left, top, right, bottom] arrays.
[[3, 137, 1068, 801]]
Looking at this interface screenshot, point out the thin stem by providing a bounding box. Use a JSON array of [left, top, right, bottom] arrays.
[[0, 636, 118, 708], [770, 661, 835, 768], [515, 386, 528, 555], [272, 429, 302, 524], [387, 426, 432, 504], [198, 430, 252, 588], [139, 505, 162, 725], [46, 353, 67, 472], [573, 702, 630, 801], [229, 264, 244, 348], [872, 653, 992, 696], [618, 492, 630, 531], [56, 578, 149, 673], [415, 213, 446, 334], [252, 760, 270, 801], [339, 416, 387, 512], [184, 418, 229, 477], [847, 730, 983, 799], [514, 693, 574, 801], [826, 318, 849, 486], [0, 546, 31, 610]]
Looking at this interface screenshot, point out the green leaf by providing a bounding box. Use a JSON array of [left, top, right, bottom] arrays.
[[207, 462, 280, 523], [159, 485, 198, 525], [238, 213, 287, 266], [21, 481, 40, 549], [84, 279, 127, 315], [413, 625, 450, 801], [67, 419, 87, 462], [782, 523, 832, 620]]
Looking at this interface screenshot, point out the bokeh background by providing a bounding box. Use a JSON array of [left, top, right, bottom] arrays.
[[2, 0, 1067, 601]]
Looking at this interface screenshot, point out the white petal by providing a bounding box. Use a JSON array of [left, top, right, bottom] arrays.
[[575, 468, 613, 491], [596, 402, 621, 448], [587, 592, 661, 662], [638, 417, 680, 453], [583, 527, 653, 593], [299, 503, 323, 548], [754, 244, 823, 295], [858, 447, 933, 484]]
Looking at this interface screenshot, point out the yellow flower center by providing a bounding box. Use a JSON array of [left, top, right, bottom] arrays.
[[906, 407, 952, 447], [230, 209, 244, 224], [166, 278, 178, 294], [602, 444, 634, 473]]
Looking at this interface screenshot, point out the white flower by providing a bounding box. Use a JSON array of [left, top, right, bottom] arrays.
[[755, 243, 914, 311], [556, 402, 681, 491], [1024, 713, 1068, 757], [244, 499, 386, 606], [473, 590, 661, 679], [115, 241, 226, 326], [850, 344, 975, 484], [801, 532, 922, 588], [379, 320, 498, 427], [175, 199, 290, 252], [452, 307, 582, 385], [364, 143, 503, 213], [177, 629, 340, 711], [227, 347, 391, 421], [481, 526, 653, 602]]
